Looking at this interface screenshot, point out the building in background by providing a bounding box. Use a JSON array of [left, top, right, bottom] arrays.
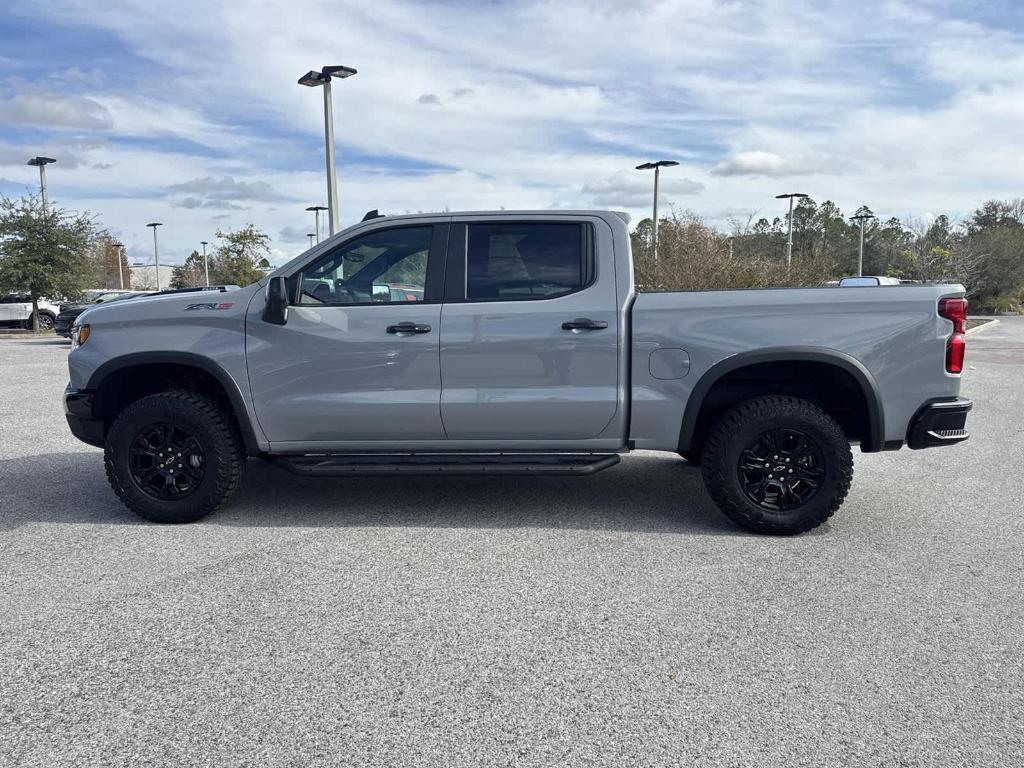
[[129, 263, 175, 291]]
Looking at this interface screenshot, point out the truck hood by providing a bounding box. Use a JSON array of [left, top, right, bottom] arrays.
[[76, 284, 261, 327]]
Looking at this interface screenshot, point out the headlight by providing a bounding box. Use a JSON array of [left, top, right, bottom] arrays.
[[71, 323, 90, 349]]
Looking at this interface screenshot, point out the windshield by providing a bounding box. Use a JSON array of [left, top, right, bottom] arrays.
[[94, 292, 128, 303]]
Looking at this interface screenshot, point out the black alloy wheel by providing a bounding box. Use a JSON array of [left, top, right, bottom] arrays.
[[31, 313, 55, 330], [128, 423, 207, 500], [737, 427, 825, 511]]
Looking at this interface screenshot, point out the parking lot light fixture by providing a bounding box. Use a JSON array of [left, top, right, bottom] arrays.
[[850, 212, 876, 277], [146, 222, 163, 291], [299, 65, 357, 237], [27, 156, 56, 209], [775, 193, 809, 269], [306, 233, 316, 248], [112, 241, 125, 289], [635, 160, 679, 278], [200, 240, 210, 286], [305, 205, 328, 242]]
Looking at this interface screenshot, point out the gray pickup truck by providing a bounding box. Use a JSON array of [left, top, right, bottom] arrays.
[[64, 210, 972, 534]]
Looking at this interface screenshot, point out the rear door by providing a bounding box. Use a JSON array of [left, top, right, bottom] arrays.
[[439, 217, 620, 440], [0, 295, 29, 323], [246, 222, 449, 444]]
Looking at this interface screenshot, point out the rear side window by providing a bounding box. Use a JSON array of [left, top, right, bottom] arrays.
[[466, 223, 590, 301]]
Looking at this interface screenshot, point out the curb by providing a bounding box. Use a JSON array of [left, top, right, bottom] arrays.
[[966, 318, 1000, 336]]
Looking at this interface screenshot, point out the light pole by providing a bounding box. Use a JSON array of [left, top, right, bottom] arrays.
[[299, 65, 357, 237], [200, 241, 210, 286], [305, 205, 328, 242], [635, 160, 679, 276], [146, 222, 163, 291], [775, 193, 809, 269], [112, 241, 125, 289], [850, 213, 876, 277], [27, 156, 56, 209], [306, 233, 316, 248]]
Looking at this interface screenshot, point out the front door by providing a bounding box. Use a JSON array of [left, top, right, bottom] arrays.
[[246, 222, 449, 444], [439, 219, 620, 440]]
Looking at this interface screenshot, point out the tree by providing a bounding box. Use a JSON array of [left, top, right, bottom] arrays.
[[791, 196, 819, 261], [171, 250, 208, 289], [817, 200, 850, 269], [209, 224, 272, 286], [0, 195, 95, 329], [967, 224, 1024, 300], [625, 197, 1024, 301], [90, 232, 130, 289]]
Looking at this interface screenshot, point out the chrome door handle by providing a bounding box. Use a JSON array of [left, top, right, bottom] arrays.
[[386, 322, 432, 334], [561, 318, 608, 331]]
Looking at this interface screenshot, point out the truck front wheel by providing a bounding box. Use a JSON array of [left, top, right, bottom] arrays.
[[104, 390, 244, 523], [700, 396, 853, 535]]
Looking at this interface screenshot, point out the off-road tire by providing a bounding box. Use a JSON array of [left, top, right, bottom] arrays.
[[104, 390, 244, 523], [700, 395, 853, 535]]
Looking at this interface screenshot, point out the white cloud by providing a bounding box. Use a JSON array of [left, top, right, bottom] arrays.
[[0, 140, 87, 169], [279, 224, 312, 244], [711, 151, 787, 178], [582, 170, 704, 207], [169, 176, 285, 204], [6, 0, 1024, 256], [0, 91, 112, 130]]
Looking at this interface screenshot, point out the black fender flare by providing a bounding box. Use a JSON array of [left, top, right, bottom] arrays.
[[85, 351, 263, 456], [677, 347, 885, 454]]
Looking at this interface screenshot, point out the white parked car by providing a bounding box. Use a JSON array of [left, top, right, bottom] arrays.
[[0, 293, 61, 330]]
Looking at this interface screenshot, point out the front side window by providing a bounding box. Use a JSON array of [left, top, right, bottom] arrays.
[[466, 223, 587, 300], [298, 226, 432, 305]]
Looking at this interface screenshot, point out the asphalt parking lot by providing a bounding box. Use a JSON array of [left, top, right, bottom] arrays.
[[1, 321, 1022, 767]]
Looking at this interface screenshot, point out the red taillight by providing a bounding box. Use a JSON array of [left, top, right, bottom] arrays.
[[947, 333, 966, 373], [939, 297, 968, 374]]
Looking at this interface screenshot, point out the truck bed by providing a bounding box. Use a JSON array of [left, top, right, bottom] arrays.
[[629, 284, 965, 451]]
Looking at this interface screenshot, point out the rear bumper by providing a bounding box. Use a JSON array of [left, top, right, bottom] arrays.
[[907, 397, 972, 449], [64, 385, 105, 447]]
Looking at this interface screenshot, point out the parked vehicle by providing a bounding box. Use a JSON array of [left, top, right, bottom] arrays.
[[838, 276, 903, 287], [56, 291, 148, 338], [82, 288, 137, 301], [56, 286, 239, 337], [0, 293, 61, 330], [374, 283, 424, 302], [64, 211, 972, 534]]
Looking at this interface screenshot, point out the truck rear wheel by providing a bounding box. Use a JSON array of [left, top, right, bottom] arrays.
[[104, 390, 244, 523], [700, 396, 853, 535]]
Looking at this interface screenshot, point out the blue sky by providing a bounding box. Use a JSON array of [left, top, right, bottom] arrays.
[[2, 0, 1024, 265]]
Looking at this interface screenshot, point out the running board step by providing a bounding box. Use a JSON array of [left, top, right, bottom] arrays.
[[272, 453, 621, 477]]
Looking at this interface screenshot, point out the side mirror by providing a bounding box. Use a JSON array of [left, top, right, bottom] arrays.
[[263, 276, 289, 326]]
